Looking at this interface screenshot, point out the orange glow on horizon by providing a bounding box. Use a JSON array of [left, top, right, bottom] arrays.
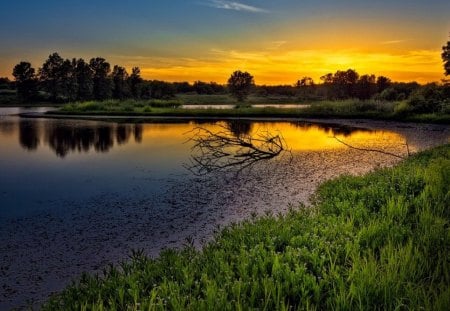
[[135, 48, 444, 85]]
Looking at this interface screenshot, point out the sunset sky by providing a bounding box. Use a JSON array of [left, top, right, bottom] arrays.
[[1, 0, 449, 84]]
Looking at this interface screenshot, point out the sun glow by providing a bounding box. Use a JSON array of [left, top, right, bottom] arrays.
[[134, 48, 443, 85]]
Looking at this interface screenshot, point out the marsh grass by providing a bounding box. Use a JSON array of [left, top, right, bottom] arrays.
[[43, 145, 450, 310], [55, 99, 450, 123]]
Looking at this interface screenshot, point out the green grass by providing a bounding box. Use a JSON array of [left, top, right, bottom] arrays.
[[176, 94, 305, 105], [43, 145, 450, 310], [52, 99, 450, 123]]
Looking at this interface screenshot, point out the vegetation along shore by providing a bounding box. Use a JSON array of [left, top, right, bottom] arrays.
[[43, 144, 450, 310]]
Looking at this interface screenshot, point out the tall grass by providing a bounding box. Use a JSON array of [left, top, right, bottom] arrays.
[[54, 99, 450, 123], [43, 145, 450, 310]]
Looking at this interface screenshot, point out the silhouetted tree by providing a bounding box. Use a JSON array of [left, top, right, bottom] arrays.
[[332, 69, 359, 99], [60, 59, 78, 101], [320, 73, 333, 85], [128, 67, 142, 99], [227, 70, 254, 102], [74, 58, 93, 100], [295, 77, 315, 99], [194, 81, 214, 94], [12, 62, 38, 102], [139, 80, 175, 99], [442, 40, 450, 76], [39, 52, 65, 101], [356, 74, 376, 100], [112, 65, 129, 100], [173, 82, 194, 93], [376, 76, 391, 93], [89, 57, 112, 100], [0, 77, 12, 89]]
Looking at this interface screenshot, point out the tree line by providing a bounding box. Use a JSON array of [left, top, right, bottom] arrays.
[[2, 40, 449, 105], [8, 52, 217, 102]]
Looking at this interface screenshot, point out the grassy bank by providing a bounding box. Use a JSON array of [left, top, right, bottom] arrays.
[[52, 99, 450, 124], [43, 145, 450, 310]]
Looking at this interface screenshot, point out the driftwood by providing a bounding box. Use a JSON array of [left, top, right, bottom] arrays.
[[185, 126, 288, 175]]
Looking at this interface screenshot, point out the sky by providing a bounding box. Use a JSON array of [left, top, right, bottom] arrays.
[[0, 0, 449, 84]]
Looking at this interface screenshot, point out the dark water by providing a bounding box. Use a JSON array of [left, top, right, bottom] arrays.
[[0, 107, 449, 309], [0, 110, 387, 219]]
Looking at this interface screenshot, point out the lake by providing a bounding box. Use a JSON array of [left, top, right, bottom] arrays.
[[0, 107, 448, 308]]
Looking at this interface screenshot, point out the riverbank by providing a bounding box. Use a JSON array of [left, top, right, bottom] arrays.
[[42, 144, 449, 310], [48, 99, 449, 124]]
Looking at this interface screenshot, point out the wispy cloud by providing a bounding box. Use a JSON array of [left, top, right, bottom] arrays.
[[201, 0, 269, 13], [381, 39, 407, 45]]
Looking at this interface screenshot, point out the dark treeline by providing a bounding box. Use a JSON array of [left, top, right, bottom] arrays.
[[2, 50, 449, 113]]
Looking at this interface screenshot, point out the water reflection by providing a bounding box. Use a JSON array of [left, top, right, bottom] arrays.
[[226, 120, 253, 137], [5, 118, 376, 157], [16, 120, 143, 157], [290, 121, 369, 137], [19, 121, 40, 150]]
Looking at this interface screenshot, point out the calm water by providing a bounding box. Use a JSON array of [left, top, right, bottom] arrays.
[[0, 107, 449, 308], [0, 111, 405, 219]]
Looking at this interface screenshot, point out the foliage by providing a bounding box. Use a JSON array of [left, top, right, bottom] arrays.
[[128, 67, 142, 99], [404, 83, 450, 114], [43, 145, 450, 310], [12, 61, 38, 102], [90, 57, 112, 100], [227, 70, 254, 102], [74, 58, 94, 101], [442, 40, 450, 76], [112, 66, 130, 100], [139, 80, 176, 99], [55, 98, 450, 123]]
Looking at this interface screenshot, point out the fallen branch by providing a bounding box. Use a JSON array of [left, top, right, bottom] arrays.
[[185, 125, 288, 175]]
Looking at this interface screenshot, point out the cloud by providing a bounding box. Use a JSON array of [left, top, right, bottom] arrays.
[[201, 0, 269, 13], [380, 39, 407, 45]]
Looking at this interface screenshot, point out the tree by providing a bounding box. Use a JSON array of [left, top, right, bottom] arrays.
[[0, 77, 11, 89], [376, 76, 391, 93], [74, 58, 93, 100], [227, 70, 254, 102], [442, 40, 450, 76], [89, 57, 112, 100], [12, 62, 37, 102], [112, 65, 129, 99], [332, 69, 359, 99], [296, 77, 315, 99], [356, 74, 376, 100], [128, 67, 142, 99], [39, 52, 65, 100], [59, 59, 78, 101]]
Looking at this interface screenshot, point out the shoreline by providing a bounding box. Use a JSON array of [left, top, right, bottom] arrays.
[[18, 109, 450, 125], [1, 116, 448, 309]]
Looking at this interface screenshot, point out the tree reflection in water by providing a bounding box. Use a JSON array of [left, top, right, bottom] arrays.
[[19, 120, 40, 151], [17, 120, 143, 157]]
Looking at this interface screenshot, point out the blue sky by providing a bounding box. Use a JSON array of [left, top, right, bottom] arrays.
[[1, 0, 449, 83]]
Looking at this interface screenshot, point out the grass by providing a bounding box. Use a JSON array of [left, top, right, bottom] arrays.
[[52, 99, 450, 124], [176, 94, 305, 105], [43, 144, 450, 310]]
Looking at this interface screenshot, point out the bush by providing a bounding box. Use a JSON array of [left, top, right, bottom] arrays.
[[406, 83, 446, 113]]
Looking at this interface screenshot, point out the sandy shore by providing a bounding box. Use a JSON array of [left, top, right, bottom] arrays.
[[0, 119, 448, 309]]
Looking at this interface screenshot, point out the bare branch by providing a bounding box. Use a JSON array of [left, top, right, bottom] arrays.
[[185, 125, 289, 176]]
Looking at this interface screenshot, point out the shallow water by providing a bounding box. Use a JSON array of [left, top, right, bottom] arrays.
[[0, 107, 448, 308]]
